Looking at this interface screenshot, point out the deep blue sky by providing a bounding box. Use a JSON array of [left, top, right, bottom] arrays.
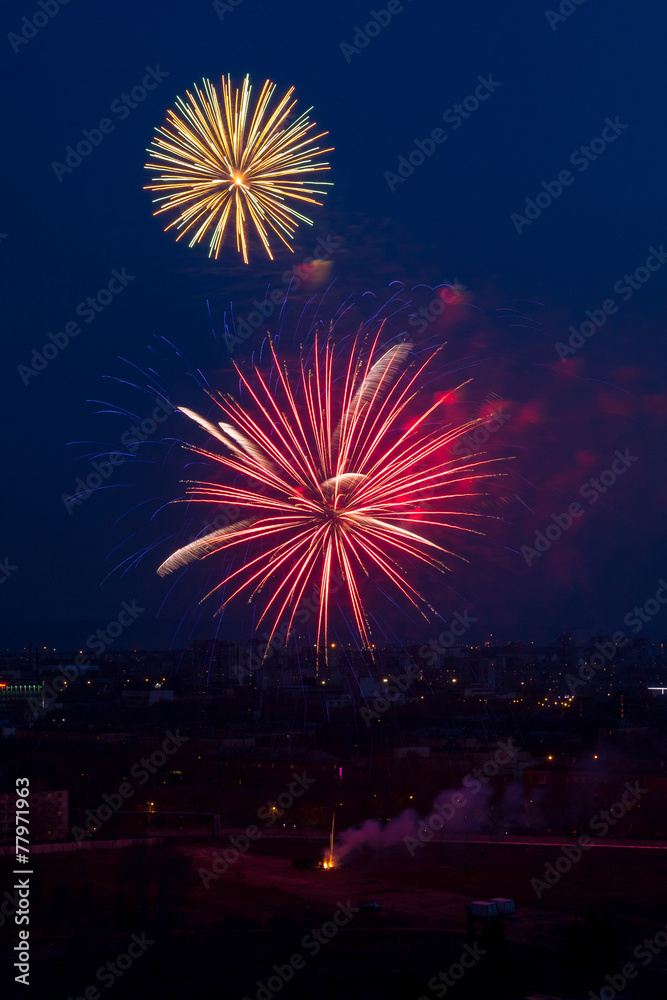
[[2, 0, 666, 651]]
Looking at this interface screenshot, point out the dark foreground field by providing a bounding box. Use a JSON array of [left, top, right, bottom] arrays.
[[2, 837, 665, 999]]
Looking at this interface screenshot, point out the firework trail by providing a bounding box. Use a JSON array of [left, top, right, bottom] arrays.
[[157, 331, 498, 653], [144, 74, 332, 263]]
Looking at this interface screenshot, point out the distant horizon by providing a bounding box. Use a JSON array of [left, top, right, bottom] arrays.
[[0, 619, 664, 655]]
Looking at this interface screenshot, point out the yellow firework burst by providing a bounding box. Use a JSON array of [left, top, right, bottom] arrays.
[[144, 74, 333, 264]]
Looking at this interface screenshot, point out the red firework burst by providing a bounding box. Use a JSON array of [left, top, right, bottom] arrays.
[[158, 333, 497, 649]]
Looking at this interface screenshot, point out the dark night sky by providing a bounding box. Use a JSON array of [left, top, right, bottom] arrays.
[[2, 0, 667, 650]]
